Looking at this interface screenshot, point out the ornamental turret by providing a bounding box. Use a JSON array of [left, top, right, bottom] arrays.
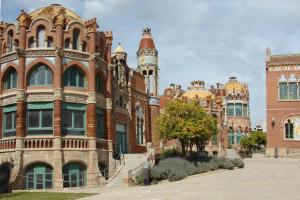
[[137, 28, 159, 99]]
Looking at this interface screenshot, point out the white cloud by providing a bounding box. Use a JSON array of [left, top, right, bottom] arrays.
[[2, 0, 300, 124]]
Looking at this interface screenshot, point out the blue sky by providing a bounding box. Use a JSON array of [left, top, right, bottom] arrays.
[[2, 0, 300, 126]]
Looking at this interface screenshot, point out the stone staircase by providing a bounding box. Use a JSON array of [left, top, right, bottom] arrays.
[[106, 153, 146, 187]]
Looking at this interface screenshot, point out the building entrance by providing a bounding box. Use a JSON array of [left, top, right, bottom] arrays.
[[116, 124, 127, 153]]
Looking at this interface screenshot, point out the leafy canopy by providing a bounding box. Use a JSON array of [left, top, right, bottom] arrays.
[[156, 99, 217, 146]]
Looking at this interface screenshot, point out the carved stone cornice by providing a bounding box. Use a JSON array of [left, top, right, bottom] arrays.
[[106, 98, 112, 109], [90, 53, 101, 61], [86, 92, 96, 104], [108, 64, 114, 71], [104, 31, 113, 45], [25, 49, 56, 57], [0, 53, 18, 64], [16, 89, 25, 102], [16, 47, 26, 57], [53, 7, 66, 26], [85, 18, 98, 33], [53, 88, 63, 100], [17, 10, 32, 27], [0, 21, 8, 36], [55, 47, 64, 57]]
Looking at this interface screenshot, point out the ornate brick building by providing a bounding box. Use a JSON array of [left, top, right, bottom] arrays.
[[160, 77, 251, 154], [0, 4, 159, 191], [266, 48, 300, 156]]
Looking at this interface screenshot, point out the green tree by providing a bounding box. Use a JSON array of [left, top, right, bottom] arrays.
[[156, 99, 217, 156], [240, 131, 266, 153]]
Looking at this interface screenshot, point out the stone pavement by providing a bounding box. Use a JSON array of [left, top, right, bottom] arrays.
[[80, 154, 300, 200]]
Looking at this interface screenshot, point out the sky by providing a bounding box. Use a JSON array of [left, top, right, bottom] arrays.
[[1, 0, 300, 126]]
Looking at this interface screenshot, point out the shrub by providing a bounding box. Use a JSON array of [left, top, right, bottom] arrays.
[[168, 169, 187, 182], [148, 158, 196, 183], [211, 157, 235, 170], [231, 158, 244, 168], [221, 160, 235, 170], [134, 169, 144, 185], [208, 160, 219, 171], [196, 162, 210, 173]]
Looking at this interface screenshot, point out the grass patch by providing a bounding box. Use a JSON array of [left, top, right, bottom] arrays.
[[0, 192, 95, 200]]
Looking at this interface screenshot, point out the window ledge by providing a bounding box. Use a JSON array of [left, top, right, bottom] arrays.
[[63, 87, 88, 95], [27, 87, 53, 93], [2, 90, 17, 97]]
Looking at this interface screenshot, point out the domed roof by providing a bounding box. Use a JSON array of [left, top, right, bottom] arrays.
[[29, 4, 84, 24], [138, 28, 156, 49], [114, 43, 126, 53], [182, 80, 213, 99], [224, 77, 244, 92], [182, 90, 213, 99]]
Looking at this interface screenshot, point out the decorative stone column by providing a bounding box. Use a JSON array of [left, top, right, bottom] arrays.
[[52, 8, 66, 189], [16, 10, 31, 140], [0, 22, 5, 139], [14, 9, 31, 189], [104, 31, 113, 143], [85, 18, 101, 187]]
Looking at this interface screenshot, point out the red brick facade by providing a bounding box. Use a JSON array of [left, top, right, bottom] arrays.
[[266, 49, 300, 156], [0, 4, 159, 190]]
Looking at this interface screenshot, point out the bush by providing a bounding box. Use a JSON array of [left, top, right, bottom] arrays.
[[212, 157, 235, 170], [221, 160, 235, 170], [134, 169, 144, 185], [148, 158, 196, 183], [208, 160, 219, 171], [231, 158, 244, 168], [196, 162, 210, 173], [168, 169, 187, 182]]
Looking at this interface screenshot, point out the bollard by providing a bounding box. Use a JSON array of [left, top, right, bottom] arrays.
[[274, 147, 278, 159]]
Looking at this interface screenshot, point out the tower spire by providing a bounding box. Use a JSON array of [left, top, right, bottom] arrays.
[[137, 28, 158, 97]]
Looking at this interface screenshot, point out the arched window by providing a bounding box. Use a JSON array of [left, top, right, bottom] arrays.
[[63, 66, 85, 87], [47, 37, 53, 48], [82, 41, 87, 52], [235, 103, 242, 116], [28, 37, 34, 48], [243, 104, 248, 117], [72, 29, 80, 50], [64, 38, 70, 49], [26, 163, 53, 189], [63, 163, 86, 188], [279, 82, 288, 100], [36, 26, 46, 48], [28, 65, 53, 86], [3, 68, 17, 90], [96, 76, 104, 93], [227, 103, 234, 116], [7, 30, 13, 53], [289, 82, 297, 99], [285, 119, 294, 139], [136, 104, 144, 145]]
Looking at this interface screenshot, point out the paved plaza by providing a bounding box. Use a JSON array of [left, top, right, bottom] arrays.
[[81, 155, 300, 200]]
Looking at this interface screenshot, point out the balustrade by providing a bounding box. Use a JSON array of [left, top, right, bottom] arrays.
[[96, 139, 108, 150], [0, 139, 16, 151], [24, 138, 53, 149], [62, 138, 89, 149]]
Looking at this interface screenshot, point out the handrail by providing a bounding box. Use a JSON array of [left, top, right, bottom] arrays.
[[128, 154, 154, 177], [99, 152, 125, 181]]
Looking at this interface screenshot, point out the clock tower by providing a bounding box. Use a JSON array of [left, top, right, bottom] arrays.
[[137, 28, 160, 152]]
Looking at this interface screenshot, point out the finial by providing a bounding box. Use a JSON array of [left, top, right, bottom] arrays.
[[143, 28, 151, 35], [266, 47, 271, 62]]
